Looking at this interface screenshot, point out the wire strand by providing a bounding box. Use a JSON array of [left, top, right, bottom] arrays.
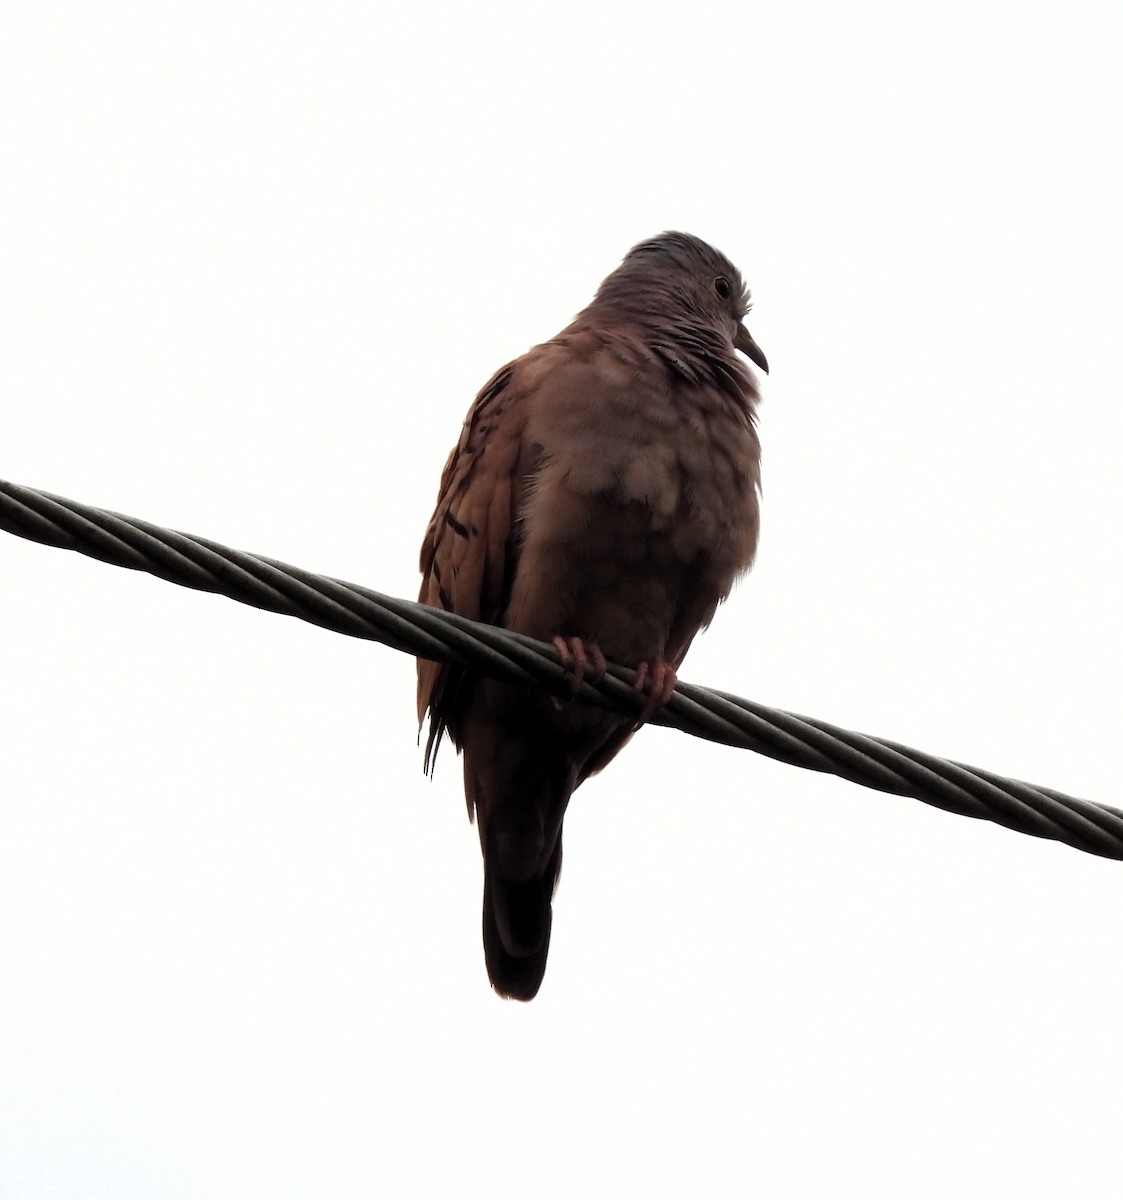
[[3, 476, 1121, 860]]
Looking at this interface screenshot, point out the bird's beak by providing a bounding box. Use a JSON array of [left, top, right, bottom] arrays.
[[734, 323, 769, 374]]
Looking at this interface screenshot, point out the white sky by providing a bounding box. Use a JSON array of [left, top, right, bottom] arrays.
[[3, 2, 1123, 1196]]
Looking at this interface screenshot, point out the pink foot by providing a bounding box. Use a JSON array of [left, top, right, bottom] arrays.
[[632, 658, 678, 724], [552, 636, 607, 695]]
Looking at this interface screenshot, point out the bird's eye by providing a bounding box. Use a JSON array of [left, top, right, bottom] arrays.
[[714, 276, 731, 300]]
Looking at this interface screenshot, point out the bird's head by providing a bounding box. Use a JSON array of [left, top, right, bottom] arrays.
[[608, 231, 769, 375]]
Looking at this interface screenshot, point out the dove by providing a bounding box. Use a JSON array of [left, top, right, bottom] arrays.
[[418, 232, 766, 999]]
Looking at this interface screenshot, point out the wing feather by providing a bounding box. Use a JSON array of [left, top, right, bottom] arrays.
[[417, 365, 530, 769]]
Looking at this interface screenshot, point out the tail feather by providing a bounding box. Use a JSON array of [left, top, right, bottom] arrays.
[[458, 696, 591, 999], [482, 838, 562, 1001]]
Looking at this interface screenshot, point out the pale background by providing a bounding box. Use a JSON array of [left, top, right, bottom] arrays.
[[3, 2, 1122, 1197]]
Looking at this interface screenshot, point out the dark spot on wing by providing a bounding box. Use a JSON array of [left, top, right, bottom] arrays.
[[445, 511, 470, 538]]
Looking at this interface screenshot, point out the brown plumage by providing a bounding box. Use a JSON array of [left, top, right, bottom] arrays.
[[418, 232, 766, 999]]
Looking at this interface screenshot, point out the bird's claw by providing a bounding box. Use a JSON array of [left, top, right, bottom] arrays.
[[552, 636, 607, 696], [632, 658, 677, 725]]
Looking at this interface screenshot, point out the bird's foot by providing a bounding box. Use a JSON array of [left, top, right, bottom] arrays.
[[632, 658, 678, 725], [551, 636, 607, 696]]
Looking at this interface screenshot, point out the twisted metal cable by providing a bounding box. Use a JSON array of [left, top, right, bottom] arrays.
[[3, 476, 1122, 861]]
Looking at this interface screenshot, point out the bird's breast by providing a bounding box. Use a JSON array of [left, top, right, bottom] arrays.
[[504, 359, 760, 662]]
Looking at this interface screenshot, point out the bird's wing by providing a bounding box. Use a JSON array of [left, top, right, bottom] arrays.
[[417, 363, 535, 771]]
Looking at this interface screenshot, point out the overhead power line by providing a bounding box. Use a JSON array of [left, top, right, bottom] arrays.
[[3, 476, 1121, 860]]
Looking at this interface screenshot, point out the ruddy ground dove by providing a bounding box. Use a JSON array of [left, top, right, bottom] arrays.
[[418, 232, 766, 999]]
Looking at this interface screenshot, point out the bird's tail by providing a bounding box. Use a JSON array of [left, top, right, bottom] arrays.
[[481, 835, 563, 1001]]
